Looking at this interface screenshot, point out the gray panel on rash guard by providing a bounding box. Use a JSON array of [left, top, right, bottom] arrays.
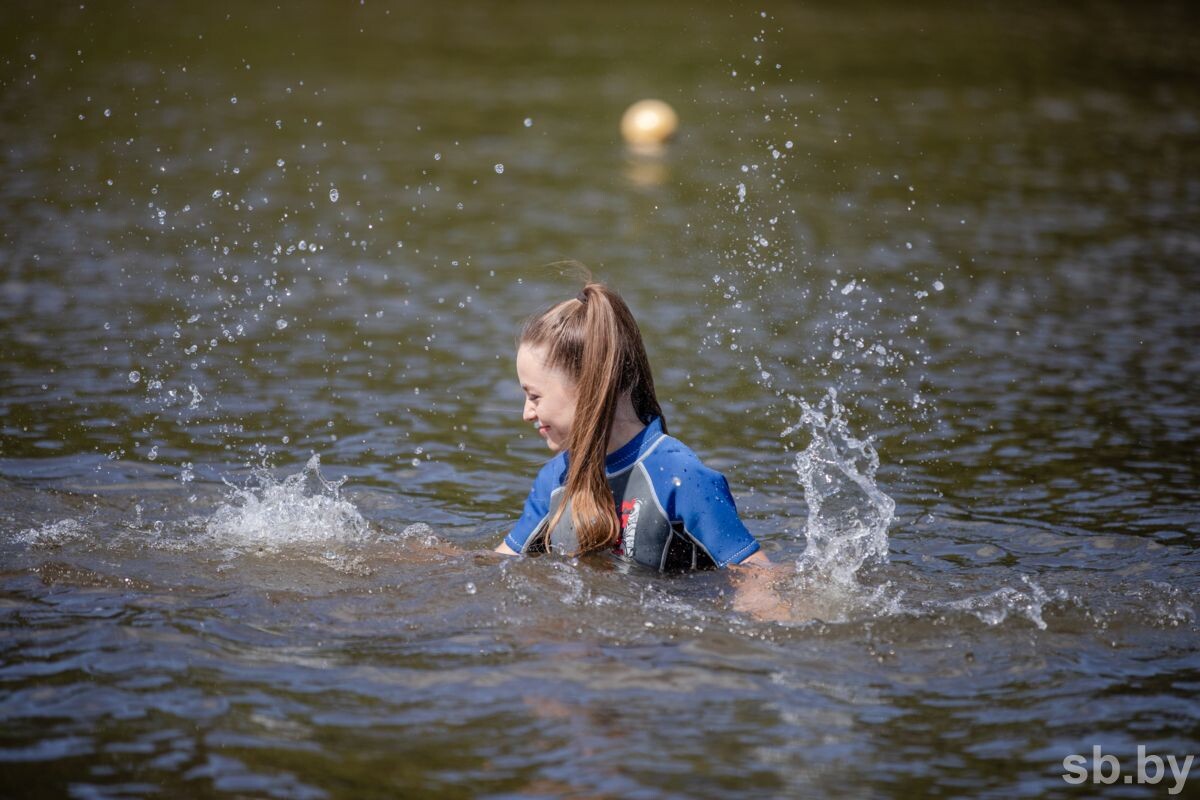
[[542, 465, 715, 572]]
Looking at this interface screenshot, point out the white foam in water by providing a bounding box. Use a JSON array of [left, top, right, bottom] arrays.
[[787, 388, 895, 586], [938, 575, 1066, 631], [15, 518, 89, 547], [378, 521, 444, 548], [205, 454, 370, 554]]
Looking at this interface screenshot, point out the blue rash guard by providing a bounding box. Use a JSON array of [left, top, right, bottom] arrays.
[[504, 417, 761, 571]]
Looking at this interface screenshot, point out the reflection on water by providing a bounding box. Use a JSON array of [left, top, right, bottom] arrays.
[[623, 153, 671, 189], [1, 0, 1199, 797]]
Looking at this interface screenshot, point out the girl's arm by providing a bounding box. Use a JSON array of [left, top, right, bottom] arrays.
[[729, 551, 792, 621]]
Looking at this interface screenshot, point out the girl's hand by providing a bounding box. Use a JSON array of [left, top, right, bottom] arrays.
[[729, 553, 792, 622]]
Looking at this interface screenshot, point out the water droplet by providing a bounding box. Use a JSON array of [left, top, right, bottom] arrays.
[[147, 445, 158, 461], [494, 163, 505, 174], [230, 96, 237, 104], [465, 582, 477, 595], [523, 117, 533, 127], [276, 158, 285, 167], [933, 280, 944, 291], [329, 187, 339, 202], [128, 371, 141, 384], [275, 319, 288, 330], [212, 189, 223, 199], [103, 108, 111, 118]]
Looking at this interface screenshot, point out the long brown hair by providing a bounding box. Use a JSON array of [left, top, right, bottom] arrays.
[[520, 277, 665, 555]]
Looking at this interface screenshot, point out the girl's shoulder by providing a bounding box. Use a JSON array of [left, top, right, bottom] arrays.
[[642, 434, 728, 484], [648, 433, 704, 464], [532, 450, 570, 486]]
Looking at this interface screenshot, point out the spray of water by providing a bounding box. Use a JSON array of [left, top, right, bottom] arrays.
[[15, 518, 90, 547], [204, 454, 370, 553], [786, 388, 895, 585], [774, 390, 1069, 630], [936, 575, 1061, 631]]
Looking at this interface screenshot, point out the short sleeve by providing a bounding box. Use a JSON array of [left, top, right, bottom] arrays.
[[672, 465, 760, 567], [504, 456, 565, 553]]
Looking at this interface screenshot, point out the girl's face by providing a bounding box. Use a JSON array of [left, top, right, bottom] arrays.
[[516, 343, 578, 452]]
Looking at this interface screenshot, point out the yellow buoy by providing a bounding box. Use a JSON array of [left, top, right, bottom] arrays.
[[620, 99, 679, 148]]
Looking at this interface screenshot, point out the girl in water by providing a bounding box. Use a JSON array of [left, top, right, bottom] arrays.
[[495, 278, 776, 585]]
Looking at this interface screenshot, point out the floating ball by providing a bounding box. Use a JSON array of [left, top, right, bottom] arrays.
[[620, 99, 679, 147]]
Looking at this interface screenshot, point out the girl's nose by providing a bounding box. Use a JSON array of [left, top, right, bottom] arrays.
[[523, 399, 537, 421]]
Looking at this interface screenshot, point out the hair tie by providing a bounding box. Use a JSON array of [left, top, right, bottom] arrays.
[[576, 289, 588, 304]]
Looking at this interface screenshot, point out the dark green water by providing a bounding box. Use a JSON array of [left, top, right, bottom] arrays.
[[2, 1, 1198, 797]]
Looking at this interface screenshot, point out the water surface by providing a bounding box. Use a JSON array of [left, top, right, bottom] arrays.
[[2, 1, 1198, 797]]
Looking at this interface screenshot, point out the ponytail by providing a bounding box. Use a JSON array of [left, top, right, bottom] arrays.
[[519, 277, 664, 555]]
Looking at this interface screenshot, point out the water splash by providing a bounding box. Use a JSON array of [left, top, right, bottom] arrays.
[[786, 388, 895, 586], [774, 392, 1072, 631], [15, 518, 89, 547], [937, 575, 1065, 631], [204, 454, 370, 554]]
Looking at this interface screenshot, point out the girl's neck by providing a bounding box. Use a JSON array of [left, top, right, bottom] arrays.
[[607, 393, 647, 454]]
